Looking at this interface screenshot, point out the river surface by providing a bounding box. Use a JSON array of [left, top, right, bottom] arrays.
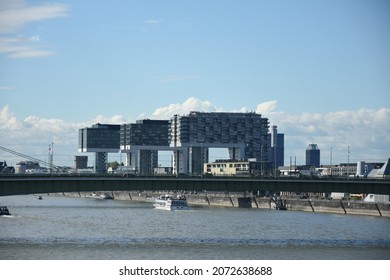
[[1, 195, 389, 260]]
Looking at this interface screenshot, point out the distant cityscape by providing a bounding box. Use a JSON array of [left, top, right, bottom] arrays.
[[1, 111, 389, 180]]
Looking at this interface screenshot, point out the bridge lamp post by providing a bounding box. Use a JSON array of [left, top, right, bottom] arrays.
[[330, 147, 333, 177], [347, 145, 350, 180]]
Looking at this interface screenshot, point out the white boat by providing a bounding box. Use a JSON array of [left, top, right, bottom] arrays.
[[153, 194, 189, 211]]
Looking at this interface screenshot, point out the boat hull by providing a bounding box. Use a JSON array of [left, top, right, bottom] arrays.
[[153, 195, 189, 211], [153, 203, 189, 211]]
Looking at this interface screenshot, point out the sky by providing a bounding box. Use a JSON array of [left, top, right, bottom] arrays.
[[0, 0, 389, 167]]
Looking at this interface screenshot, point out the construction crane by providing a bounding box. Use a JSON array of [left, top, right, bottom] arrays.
[[0, 145, 61, 171]]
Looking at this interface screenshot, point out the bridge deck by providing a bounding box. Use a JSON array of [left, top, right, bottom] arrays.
[[0, 176, 389, 196]]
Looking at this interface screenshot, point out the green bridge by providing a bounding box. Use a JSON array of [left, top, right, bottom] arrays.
[[0, 176, 389, 196]]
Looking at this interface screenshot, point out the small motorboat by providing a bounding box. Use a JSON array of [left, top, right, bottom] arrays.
[[0, 206, 11, 216]]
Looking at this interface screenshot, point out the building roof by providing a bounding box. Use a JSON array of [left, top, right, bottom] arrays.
[[368, 158, 390, 178], [306, 144, 319, 150]]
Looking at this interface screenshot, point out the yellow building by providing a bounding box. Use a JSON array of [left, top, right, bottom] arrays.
[[204, 160, 250, 176]]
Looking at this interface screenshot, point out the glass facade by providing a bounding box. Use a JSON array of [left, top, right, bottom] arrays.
[[120, 120, 169, 148], [78, 124, 120, 152], [170, 112, 270, 162]]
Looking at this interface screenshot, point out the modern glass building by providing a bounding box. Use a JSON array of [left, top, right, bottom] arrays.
[[78, 113, 284, 176], [120, 120, 170, 175], [170, 111, 271, 175], [120, 120, 169, 147], [78, 123, 120, 173]]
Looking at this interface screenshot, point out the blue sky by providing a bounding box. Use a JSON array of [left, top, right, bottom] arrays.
[[0, 0, 389, 167]]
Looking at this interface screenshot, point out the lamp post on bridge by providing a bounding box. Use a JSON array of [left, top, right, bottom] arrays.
[[330, 147, 333, 177], [347, 145, 350, 180]]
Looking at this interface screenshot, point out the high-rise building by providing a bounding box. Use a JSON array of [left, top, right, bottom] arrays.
[[120, 119, 170, 175], [271, 125, 284, 169], [306, 144, 320, 167], [170, 111, 271, 175], [78, 123, 120, 173]]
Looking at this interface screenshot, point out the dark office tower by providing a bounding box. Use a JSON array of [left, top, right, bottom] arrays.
[[78, 123, 120, 173], [306, 144, 320, 167], [271, 125, 284, 168]]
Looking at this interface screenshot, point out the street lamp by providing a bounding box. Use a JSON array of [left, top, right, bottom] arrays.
[[347, 145, 350, 179], [330, 147, 333, 177]]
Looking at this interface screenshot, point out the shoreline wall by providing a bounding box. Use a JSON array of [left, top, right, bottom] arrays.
[[55, 191, 390, 218]]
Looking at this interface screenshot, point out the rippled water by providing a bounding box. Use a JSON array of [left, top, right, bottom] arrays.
[[1, 195, 389, 259]]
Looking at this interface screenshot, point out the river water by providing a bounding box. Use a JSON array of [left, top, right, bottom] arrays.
[[0, 195, 389, 260]]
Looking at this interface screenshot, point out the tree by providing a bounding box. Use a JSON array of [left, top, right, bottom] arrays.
[[107, 161, 120, 170]]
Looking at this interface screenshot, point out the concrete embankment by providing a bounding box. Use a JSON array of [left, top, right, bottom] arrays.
[[55, 191, 390, 218]]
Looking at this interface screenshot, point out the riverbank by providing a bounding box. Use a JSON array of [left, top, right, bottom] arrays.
[[53, 191, 390, 218]]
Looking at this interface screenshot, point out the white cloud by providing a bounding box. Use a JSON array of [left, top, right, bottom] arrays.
[[233, 107, 251, 113], [137, 18, 164, 32], [0, 1, 67, 33], [1, 101, 389, 166], [267, 107, 390, 163], [145, 19, 163, 25], [256, 100, 277, 115], [29, 35, 40, 42], [0, 1, 67, 58], [0, 105, 22, 130], [90, 114, 128, 125], [0, 85, 13, 91], [150, 97, 219, 119], [0, 42, 56, 58]]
